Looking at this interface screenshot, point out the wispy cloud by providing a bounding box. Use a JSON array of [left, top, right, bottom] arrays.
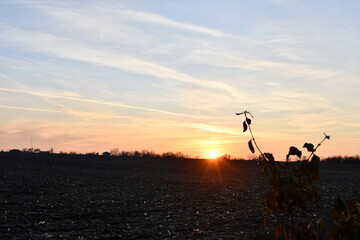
[[164, 121, 242, 136], [181, 49, 340, 80], [30, 1, 229, 38], [0, 87, 198, 118], [0, 102, 132, 121], [119, 9, 228, 37], [0, 104, 61, 113], [270, 91, 342, 112], [0, 26, 242, 98]]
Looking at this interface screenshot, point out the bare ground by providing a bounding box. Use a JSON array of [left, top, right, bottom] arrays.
[[1, 153, 359, 239]]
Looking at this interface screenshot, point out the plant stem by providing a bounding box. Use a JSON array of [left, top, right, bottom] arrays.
[[307, 136, 327, 161], [247, 120, 273, 171], [248, 125, 266, 160]]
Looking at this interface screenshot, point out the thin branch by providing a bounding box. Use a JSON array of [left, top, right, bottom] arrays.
[[306, 135, 329, 161], [239, 111, 273, 171]]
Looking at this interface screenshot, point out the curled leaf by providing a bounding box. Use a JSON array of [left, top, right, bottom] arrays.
[[246, 117, 252, 125], [303, 143, 315, 152], [264, 152, 274, 162], [286, 146, 302, 160], [243, 121, 248, 132], [248, 140, 255, 153]]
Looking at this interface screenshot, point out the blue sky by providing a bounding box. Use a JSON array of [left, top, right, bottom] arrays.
[[0, 0, 359, 159]]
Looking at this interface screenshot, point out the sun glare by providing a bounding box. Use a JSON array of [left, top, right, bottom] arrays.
[[208, 151, 220, 159]]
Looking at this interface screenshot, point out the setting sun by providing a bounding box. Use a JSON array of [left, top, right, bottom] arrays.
[[208, 151, 220, 159]]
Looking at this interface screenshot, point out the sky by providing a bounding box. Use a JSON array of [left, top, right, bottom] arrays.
[[0, 0, 359, 159]]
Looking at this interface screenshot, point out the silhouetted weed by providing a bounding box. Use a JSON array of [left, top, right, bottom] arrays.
[[237, 110, 359, 240]]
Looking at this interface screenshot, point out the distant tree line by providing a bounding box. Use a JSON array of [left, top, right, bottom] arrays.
[[106, 148, 190, 159], [322, 155, 360, 164], [1, 148, 192, 160], [2, 148, 244, 161], [1, 148, 358, 163]]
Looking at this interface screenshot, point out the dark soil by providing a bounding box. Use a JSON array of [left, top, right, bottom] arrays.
[[1, 153, 359, 239]]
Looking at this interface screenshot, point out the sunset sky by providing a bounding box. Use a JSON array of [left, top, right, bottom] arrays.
[[0, 0, 359, 159]]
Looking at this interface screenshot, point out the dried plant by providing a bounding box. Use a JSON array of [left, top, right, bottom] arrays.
[[236, 110, 359, 240]]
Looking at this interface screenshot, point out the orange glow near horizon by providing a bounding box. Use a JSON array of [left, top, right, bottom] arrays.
[[207, 151, 221, 159]]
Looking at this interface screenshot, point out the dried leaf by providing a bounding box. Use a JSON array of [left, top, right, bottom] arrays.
[[246, 117, 251, 125], [303, 143, 315, 152], [264, 152, 274, 162], [243, 121, 248, 132], [286, 146, 302, 160], [248, 140, 255, 153]]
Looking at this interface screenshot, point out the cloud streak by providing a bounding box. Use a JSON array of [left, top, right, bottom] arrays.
[[0, 104, 61, 113], [119, 9, 228, 37], [0, 26, 241, 98], [0, 88, 198, 118], [30, 1, 229, 38], [182, 50, 340, 80]]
